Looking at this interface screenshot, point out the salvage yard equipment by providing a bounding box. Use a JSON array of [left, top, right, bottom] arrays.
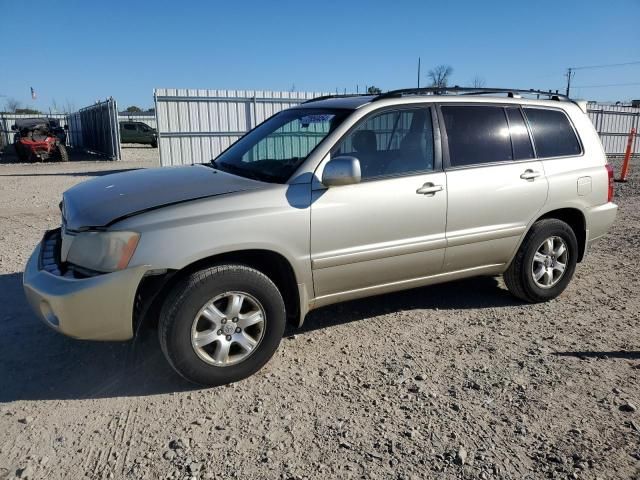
[[12, 118, 68, 162]]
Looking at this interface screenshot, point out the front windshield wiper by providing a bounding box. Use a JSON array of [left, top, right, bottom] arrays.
[[211, 159, 280, 183]]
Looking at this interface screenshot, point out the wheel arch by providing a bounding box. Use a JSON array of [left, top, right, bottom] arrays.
[[532, 208, 587, 262], [133, 249, 303, 336]]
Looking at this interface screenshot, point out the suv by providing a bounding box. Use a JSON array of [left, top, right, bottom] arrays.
[[119, 121, 157, 147], [23, 88, 617, 386]]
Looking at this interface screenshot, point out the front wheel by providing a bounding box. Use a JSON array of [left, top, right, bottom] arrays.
[[504, 219, 578, 303], [159, 265, 286, 386]]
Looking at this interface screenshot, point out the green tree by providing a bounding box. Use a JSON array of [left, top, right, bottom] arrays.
[[126, 105, 143, 113], [367, 86, 382, 94]]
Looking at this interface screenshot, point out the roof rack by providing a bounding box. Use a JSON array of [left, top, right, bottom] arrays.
[[302, 93, 373, 104], [373, 87, 569, 102]]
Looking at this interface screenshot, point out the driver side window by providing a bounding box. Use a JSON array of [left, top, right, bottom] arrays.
[[332, 107, 434, 180]]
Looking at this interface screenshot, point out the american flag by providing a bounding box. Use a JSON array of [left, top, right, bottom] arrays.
[[30, 87, 36, 100]]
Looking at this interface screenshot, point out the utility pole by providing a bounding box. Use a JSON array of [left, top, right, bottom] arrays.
[[565, 67, 573, 97], [417, 57, 421, 88]]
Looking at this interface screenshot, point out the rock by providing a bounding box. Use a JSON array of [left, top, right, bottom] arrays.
[[455, 447, 467, 465], [193, 418, 205, 426], [188, 461, 201, 473], [18, 417, 33, 425], [16, 465, 34, 479], [620, 402, 637, 413], [415, 374, 426, 381], [612, 387, 621, 394], [163, 450, 176, 461]]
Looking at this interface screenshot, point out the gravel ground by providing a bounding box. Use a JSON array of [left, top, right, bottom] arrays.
[[0, 151, 638, 480]]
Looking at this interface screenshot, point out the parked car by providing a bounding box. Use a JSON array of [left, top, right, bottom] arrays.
[[12, 118, 68, 162], [23, 88, 617, 386], [119, 121, 157, 147]]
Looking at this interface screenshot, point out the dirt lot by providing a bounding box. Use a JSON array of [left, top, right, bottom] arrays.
[[0, 150, 638, 480]]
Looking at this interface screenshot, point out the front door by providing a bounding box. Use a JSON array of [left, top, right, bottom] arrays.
[[310, 106, 448, 302]]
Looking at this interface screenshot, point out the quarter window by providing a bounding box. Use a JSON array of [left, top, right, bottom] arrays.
[[442, 106, 512, 167], [523, 108, 581, 158], [332, 108, 434, 180]]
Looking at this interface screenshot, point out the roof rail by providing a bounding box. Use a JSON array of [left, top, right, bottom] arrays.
[[302, 93, 372, 104], [373, 87, 570, 102]]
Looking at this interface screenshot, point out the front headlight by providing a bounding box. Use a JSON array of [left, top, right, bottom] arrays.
[[66, 231, 140, 273]]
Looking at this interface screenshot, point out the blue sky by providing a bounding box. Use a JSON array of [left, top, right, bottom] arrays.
[[1, 0, 639, 111]]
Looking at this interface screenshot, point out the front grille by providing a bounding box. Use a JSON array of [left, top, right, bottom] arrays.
[[39, 228, 100, 279], [39, 229, 64, 276]]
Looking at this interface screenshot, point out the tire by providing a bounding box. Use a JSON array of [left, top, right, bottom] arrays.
[[504, 219, 578, 303], [159, 264, 286, 386], [15, 143, 28, 162], [150, 139, 158, 148], [56, 144, 69, 162]]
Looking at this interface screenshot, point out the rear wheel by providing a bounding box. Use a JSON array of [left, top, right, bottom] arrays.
[[56, 144, 69, 162], [159, 264, 286, 386], [150, 138, 158, 148], [15, 142, 29, 162], [504, 219, 578, 303]]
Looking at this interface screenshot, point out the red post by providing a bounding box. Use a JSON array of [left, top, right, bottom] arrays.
[[618, 127, 636, 182]]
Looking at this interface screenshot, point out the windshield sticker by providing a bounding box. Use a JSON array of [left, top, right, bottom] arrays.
[[299, 114, 334, 126]]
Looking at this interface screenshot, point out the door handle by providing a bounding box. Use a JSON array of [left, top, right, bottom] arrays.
[[416, 183, 443, 195], [520, 169, 541, 180]]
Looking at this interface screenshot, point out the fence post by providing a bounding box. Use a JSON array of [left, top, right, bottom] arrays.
[[618, 127, 636, 182]]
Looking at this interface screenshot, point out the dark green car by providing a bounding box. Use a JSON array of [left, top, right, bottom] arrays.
[[119, 121, 158, 147]]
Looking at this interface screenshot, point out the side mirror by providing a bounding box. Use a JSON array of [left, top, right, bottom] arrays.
[[322, 156, 362, 187]]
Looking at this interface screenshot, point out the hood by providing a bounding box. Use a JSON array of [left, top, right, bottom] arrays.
[[62, 164, 264, 230]]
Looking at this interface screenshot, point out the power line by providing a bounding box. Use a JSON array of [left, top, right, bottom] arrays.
[[572, 82, 640, 88], [569, 61, 640, 71], [566, 60, 640, 96]]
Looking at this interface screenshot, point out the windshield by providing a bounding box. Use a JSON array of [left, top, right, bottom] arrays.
[[211, 108, 351, 183]]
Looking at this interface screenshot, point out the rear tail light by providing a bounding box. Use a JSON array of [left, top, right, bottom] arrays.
[[605, 164, 615, 202]]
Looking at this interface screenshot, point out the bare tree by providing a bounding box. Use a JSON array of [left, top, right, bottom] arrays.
[[427, 65, 453, 88], [471, 75, 486, 88], [4, 97, 20, 113], [63, 99, 76, 114]]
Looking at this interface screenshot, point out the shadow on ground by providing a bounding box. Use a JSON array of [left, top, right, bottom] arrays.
[[552, 351, 640, 360], [0, 144, 115, 165], [0, 272, 521, 402], [4, 271, 628, 402]]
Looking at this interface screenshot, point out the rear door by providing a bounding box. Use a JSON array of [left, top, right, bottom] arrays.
[[440, 104, 548, 272]]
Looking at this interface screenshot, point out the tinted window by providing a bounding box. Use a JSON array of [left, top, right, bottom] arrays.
[[333, 108, 434, 180], [442, 106, 512, 167], [506, 108, 534, 160], [123, 124, 136, 130], [524, 108, 581, 158]]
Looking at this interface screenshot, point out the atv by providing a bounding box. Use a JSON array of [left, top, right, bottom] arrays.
[[12, 118, 69, 162]]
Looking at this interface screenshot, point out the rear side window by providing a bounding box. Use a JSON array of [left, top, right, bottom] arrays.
[[505, 108, 534, 160], [123, 124, 136, 130], [523, 108, 581, 158], [442, 106, 512, 167]]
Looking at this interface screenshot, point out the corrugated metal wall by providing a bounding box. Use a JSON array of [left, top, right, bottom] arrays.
[[154, 91, 640, 166], [587, 103, 639, 155], [118, 114, 157, 129], [154, 89, 329, 166]]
